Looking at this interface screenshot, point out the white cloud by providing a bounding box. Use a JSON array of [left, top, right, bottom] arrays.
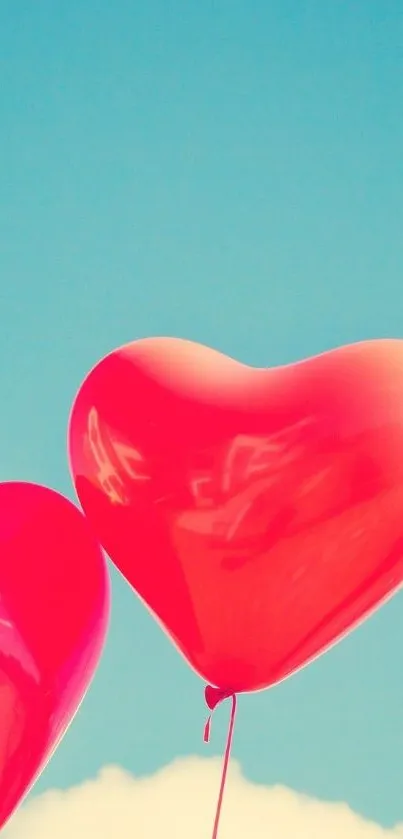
[[3, 757, 403, 839]]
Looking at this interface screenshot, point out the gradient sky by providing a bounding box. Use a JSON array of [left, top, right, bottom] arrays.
[[1, 0, 403, 830]]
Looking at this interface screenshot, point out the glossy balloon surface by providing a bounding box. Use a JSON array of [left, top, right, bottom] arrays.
[[0, 482, 109, 828], [69, 338, 403, 693]]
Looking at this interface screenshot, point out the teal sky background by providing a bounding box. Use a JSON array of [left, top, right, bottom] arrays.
[[1, 0, 403, 829]]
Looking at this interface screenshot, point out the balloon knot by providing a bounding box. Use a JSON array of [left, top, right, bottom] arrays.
[[203, 686, 236, 743], [205, 685, 233, 711]]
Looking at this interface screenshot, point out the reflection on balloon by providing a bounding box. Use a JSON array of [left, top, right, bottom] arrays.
[[0, 481, 109, 829], [87, 407, 149, 505]]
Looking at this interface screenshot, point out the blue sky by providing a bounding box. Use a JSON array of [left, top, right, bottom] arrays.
[[1, 0, 403, 832]]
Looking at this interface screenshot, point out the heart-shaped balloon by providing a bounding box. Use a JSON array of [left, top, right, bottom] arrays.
[[0, 481, 109, 829], [69, 337, 403, 694]]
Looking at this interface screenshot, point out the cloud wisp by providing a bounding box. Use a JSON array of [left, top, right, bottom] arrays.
[[4, 757, 402, 839]]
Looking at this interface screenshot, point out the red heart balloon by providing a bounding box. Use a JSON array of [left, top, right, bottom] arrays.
[[0, 482, 109, 829], [69, 338, 403, 694]]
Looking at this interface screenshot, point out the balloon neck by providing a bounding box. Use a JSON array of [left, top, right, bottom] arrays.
[[203, 686, 236, 742], [204, 685, 234, 711]]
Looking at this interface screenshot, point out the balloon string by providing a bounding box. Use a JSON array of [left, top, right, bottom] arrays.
[[204, 689, 238, 839]]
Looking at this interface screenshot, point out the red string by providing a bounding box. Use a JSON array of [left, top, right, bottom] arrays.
[[203, 686, 238, 839]]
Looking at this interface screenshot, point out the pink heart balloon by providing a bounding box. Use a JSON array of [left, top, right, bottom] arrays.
[[0, 481, 109, 829], [69, 337, 403, 694]]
